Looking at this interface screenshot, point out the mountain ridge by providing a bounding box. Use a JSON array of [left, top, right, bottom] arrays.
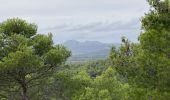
[[62, 40, 120, 61]]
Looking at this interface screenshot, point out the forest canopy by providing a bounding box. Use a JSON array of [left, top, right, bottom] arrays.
[[0, 0, 170, 100]]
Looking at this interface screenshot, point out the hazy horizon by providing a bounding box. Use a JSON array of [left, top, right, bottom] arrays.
[[0, 0, 149, 43]]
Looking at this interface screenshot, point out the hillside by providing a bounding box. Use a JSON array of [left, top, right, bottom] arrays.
[[63, 40, 120, 61]]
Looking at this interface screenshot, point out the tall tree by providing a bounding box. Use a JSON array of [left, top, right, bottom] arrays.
[[109, 37, 140, 83], [139, 0, 170, 92], [109, 0, 170, 99], [0, 18, 71, 100]]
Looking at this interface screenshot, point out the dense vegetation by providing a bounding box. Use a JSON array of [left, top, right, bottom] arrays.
[[0, 0, 170, 100]]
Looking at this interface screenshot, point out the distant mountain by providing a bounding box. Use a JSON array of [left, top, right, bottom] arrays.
[[63, 40, 120, 61]]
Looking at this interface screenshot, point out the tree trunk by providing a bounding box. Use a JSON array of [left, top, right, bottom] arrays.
[[20, 77, 28, 100], [148, 95, 152, 100], [21, 82, 27, 100]]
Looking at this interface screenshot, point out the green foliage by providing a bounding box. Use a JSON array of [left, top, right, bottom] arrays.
[[109, 37, 140, 82], [109, 0, 170, 99], [142, 0, 170, 30], [127, 86, 170, 100], [29, 68, 92, 100], [1, 1, 170, 99], [75, 67, 129, 100], [0, 18, 71, 99], [139, 0, 170, 92], [44, 46, 71, 66], [86, 60, 110, 78], [0, 34, 28, 60], [0, 18, 37, 38], [30, 34, 53, 56]]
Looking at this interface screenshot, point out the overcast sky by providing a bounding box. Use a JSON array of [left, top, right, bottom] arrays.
[[0, 0, 150, 43]]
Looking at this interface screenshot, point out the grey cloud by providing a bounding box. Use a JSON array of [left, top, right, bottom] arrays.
[[45, 18, 141, 43], [0, 0, 149, 18], [90, 19, 140, 32], [44, 18, 140, 33], [0, 0, 149, 43]]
